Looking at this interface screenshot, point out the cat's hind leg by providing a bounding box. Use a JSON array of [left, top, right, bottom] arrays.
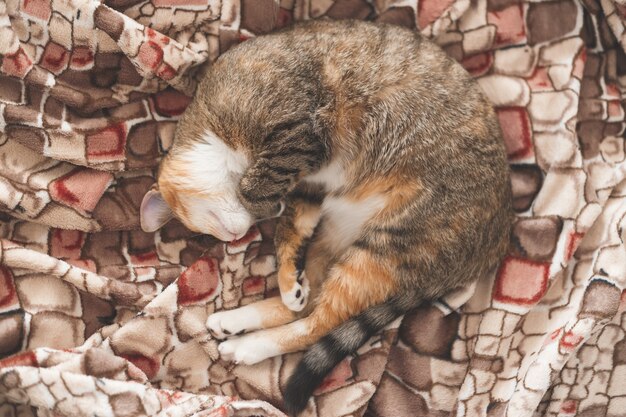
[[217, 247, 397, 364], [207, 296, 297, 340]]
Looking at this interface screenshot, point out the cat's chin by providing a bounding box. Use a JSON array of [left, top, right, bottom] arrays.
[[211, 229, 247, 242], [203, 211, 252, 242], [207, 232, 237, 242]]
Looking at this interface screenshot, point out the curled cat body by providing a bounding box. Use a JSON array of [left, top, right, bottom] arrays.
[[140, 19, 513, 416]]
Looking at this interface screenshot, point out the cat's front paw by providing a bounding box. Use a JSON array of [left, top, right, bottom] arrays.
[[280, 270, 309, 312], [207, 310, 254, 340], [218, 334, 280, 365]]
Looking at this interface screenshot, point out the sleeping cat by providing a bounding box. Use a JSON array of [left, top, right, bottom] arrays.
[[140, 19, 512, 415]]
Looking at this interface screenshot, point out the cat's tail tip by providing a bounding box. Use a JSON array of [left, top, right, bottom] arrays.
[[282, 357, 323, 416]]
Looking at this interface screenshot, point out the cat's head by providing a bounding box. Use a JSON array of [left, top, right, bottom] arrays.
[[139, 47, 294, 241], [139, 129, 255, 242]]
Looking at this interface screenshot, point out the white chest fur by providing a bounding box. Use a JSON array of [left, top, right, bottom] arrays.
[[319, 194, 386, 253], [305, 160, 385, 253]]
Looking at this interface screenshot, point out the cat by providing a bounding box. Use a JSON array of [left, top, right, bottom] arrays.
[[140, 19, 513, 415]]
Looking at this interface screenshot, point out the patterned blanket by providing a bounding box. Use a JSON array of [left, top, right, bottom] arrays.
[[1, 0, 625, 416]]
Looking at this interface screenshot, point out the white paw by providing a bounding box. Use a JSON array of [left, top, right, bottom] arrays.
[[281, 271, 309, 312], [207, 309, 258, 340], [218, 333, 280, 365]]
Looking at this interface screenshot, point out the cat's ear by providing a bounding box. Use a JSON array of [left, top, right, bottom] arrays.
[[140, 189, 174, 232]]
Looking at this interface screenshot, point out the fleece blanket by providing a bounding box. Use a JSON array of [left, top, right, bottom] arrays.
[[1, 0, 625, 416]]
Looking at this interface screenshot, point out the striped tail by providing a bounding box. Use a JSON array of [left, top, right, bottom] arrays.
[[282, 291, 423, 416]]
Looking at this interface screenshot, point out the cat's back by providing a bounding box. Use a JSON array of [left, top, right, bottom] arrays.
[[270, 21, 497, 163], [203, 20, 502, 180], [200, 20, 443, 146], [260, 20, 484, 129], [214, 19, 445, 92], [237, 19, 436, 84]]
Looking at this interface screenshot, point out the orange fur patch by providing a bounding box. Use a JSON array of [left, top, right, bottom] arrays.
[[253, 297, 298, 329], [349, 176, 423, 215], [277, 249, 397, 351]]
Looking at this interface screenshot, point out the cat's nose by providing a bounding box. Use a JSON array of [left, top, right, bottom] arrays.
[[233, 230, 248, 240], [221, 212, 254, 238], [220, 226, 250, 242]]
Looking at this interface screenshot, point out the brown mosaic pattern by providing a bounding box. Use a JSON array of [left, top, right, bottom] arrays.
[[1, 1, 626, 417]]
